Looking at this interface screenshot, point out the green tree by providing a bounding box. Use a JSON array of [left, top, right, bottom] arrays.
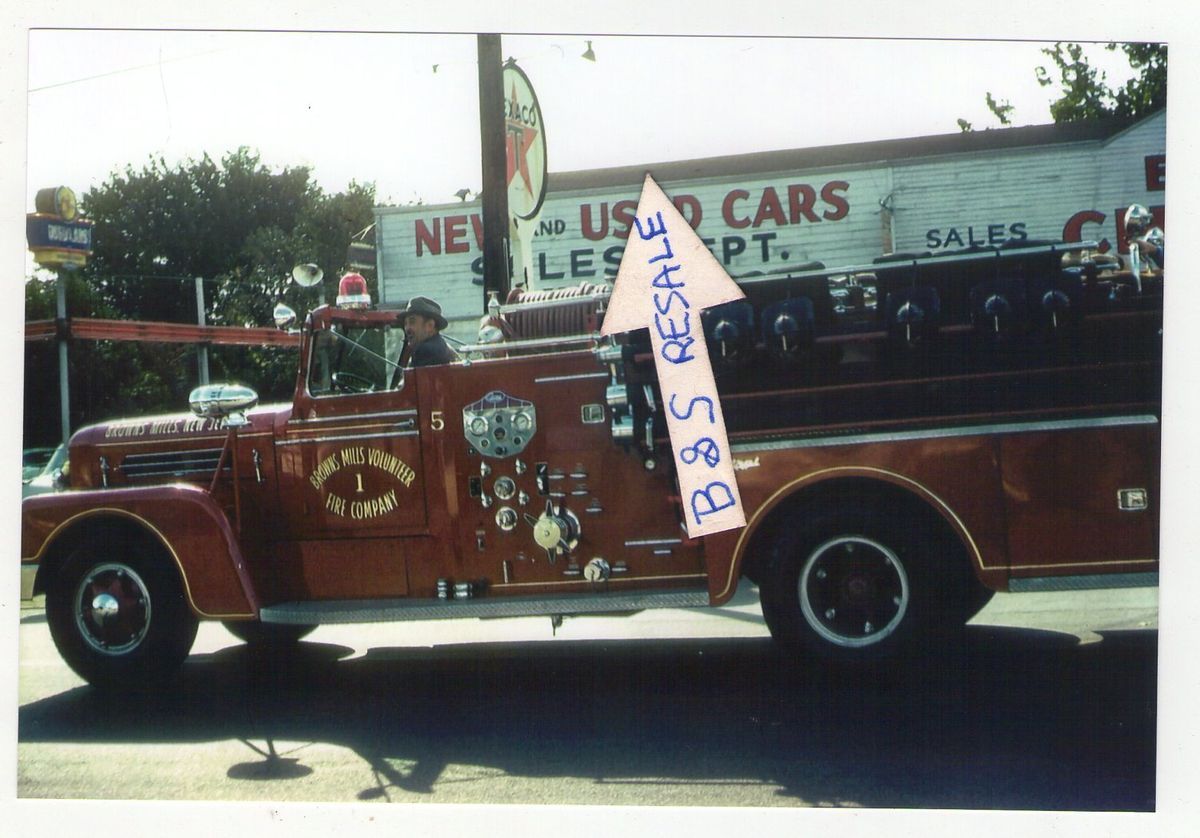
[[24, 149, 376, 443], [985, 92, 1013, 126], [1036, 42, 1167, 123], [959, 42, 1166, 130]]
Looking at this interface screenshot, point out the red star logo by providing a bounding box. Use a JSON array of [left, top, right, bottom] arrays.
[[505, 82, 540, 198]]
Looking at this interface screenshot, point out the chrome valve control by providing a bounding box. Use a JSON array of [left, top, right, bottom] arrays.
[[523, 500, 581, 564]]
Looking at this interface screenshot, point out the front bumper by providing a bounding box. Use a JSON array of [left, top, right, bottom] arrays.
[[21, 563, 38, 600]]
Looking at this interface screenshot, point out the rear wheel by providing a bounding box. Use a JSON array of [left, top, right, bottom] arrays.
[[759, 504, 974, 667], [223, 621, 316, 646], [46, 543, 198, 689]]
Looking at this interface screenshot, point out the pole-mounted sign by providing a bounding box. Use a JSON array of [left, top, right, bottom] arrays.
[[27, 186, 93, 270], [602, 174, 747, 538], [503, 60, 547, 292], [502, 61, 547, 221], [26, 185, 90, 445]]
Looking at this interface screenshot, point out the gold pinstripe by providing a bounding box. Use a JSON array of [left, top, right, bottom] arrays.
[[91, 432, 273, 449], [1013, 558, 1156, 569], [716, 465, 987, 601]]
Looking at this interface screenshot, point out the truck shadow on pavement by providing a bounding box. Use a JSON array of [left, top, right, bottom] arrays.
[[18, 625, 1156, 809]]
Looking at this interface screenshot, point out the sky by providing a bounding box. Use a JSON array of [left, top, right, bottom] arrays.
[[25, 31, 1145, 212]]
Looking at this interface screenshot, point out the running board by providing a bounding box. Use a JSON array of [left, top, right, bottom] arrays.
[[258, 588, 713, 625], [1009, 571, 1158, 593]]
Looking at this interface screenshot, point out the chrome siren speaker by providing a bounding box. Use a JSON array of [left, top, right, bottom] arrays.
[[189, 383, 259, 425]]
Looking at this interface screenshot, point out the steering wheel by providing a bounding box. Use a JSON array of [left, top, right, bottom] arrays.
[[331, 371, 376, 394]]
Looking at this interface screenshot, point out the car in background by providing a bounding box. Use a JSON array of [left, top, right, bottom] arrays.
[[22, 447, 57, 483], [22, 444, 67, 499]]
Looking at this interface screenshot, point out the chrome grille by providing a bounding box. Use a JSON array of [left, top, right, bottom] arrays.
[[119, 447, 227, 479]]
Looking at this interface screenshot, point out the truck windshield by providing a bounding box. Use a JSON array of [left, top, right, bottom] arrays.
[[308, 323, 405, 396]]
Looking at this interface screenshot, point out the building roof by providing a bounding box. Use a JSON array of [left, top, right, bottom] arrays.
[[375, 111, 1161, 212], [544, 114, 1152, 192]]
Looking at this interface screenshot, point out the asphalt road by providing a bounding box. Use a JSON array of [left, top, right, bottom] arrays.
[[17, 586, 1157, 809]]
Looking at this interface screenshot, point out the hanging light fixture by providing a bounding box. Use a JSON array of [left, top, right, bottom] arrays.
[[582, 40, 596, 62]]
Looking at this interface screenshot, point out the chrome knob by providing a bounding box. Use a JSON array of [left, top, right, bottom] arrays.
[[495, 506, 518, 531], [583, 557, 611, 582], [494, 476, 516, 500]]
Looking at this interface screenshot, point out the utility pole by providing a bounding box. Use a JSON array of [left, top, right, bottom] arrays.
[[55, 271, 70, 445], [477, 33, 511, 309], [195, 277, 210, 385]]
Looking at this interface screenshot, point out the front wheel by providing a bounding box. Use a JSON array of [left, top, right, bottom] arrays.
[[759, 506, 972, 667], [46, 544, 198, 689]]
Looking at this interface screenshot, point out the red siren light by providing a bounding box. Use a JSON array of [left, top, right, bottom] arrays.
[[336, 272, 371, 309]]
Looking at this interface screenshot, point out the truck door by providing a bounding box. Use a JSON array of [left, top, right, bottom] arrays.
[[276, 313, 428, 539]]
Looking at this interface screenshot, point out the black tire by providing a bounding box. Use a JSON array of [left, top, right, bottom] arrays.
[[223, 621, 316, 646], [45, 543, 198, 689], [758, 504, 974, 667]]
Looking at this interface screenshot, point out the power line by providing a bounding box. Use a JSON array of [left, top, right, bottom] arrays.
[[29, 48, 225, 94]]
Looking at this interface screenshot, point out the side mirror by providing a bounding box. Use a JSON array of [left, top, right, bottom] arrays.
[[189, 383, 259, 427], [273, 303, 297, 330]]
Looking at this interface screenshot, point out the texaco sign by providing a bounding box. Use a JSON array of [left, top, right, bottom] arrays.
[[502, 61, 547, 220]]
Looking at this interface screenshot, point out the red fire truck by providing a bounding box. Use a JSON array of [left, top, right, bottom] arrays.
[[20, 225, 1162, 688]]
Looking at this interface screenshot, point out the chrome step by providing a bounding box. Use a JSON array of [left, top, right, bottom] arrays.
[[258, 588, 712, 625]]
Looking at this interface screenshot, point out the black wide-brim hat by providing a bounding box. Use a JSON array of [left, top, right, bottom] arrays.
[[399, 296, 448, 330]]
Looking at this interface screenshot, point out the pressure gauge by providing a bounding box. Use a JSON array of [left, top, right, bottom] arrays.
[[469, 416, 489, 436]]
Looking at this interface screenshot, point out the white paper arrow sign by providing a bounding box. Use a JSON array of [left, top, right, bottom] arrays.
[[601, 173, 747, 538]]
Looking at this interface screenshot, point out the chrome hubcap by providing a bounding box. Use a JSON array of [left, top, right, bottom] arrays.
[[74, 563, 151, 655], [91, 593, 120, 621], [798, 535, 909, 648]]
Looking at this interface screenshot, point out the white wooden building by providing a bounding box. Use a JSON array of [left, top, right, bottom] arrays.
[[374, 111, 1165, 338]]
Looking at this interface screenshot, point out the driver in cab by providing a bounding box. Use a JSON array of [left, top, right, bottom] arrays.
[[401, 296, 460, 367]]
